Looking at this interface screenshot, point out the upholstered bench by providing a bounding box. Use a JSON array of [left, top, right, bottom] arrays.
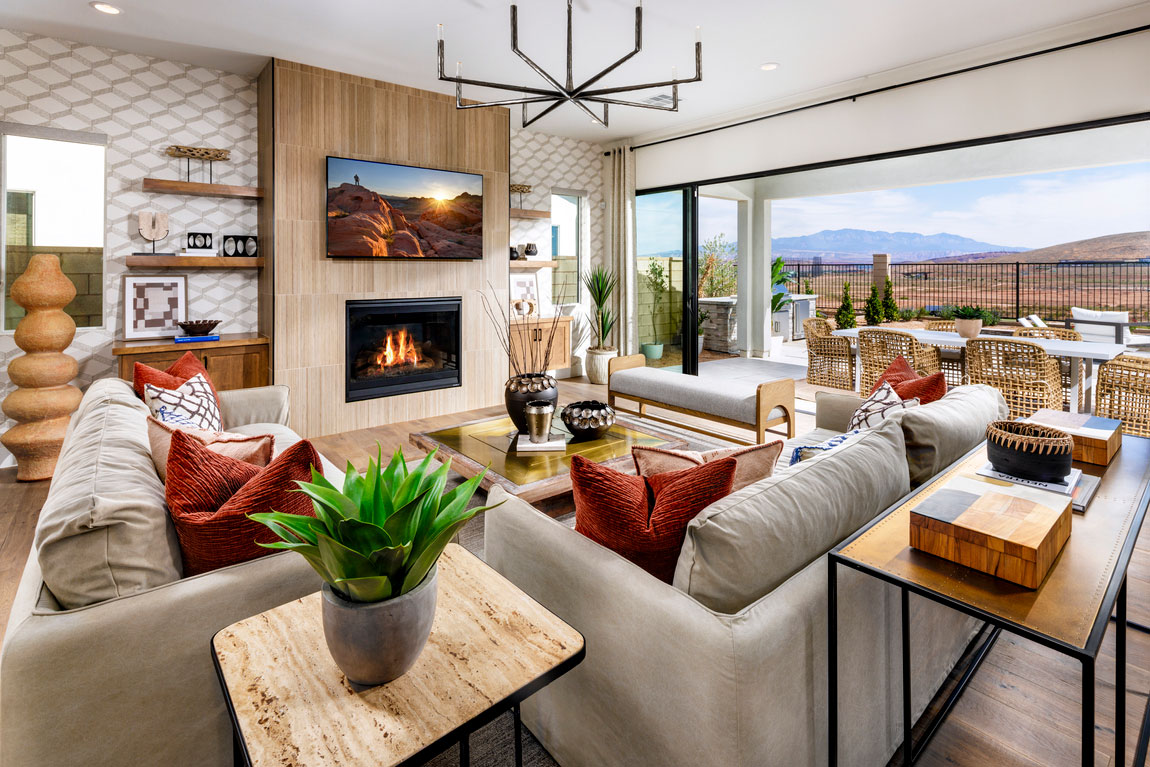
[[607, 354, 795, 444]]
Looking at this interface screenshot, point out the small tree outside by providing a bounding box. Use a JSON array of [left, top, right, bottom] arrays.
[[698, 234, 738, 298], [864, 283, 884, 326], [644, 259, 668, 343], [881, 277, 899, 322], [835, 281, 857, 329]]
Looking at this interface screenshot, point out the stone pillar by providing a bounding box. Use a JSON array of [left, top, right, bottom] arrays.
[[2, 254, 83, 481], [873, 253, 890, 292]]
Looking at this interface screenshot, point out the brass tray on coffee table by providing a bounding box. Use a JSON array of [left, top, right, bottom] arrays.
[[409, 415, 687, 505]]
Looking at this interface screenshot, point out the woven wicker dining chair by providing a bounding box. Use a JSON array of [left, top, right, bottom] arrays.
[[1096, 354, 1150, 437], [1013, 326, 1085, 411], [803, 318, 855, 390], [923, 320, 964, 386], [857, 328, 942, 395], [965, 337, 1062, 418]]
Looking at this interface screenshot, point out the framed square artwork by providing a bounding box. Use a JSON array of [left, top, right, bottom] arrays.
[[122, 275, 187, 340], [510, 273, 540, 305]]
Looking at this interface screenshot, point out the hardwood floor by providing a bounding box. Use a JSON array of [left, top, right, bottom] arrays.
[[0, 376, 1147, 766]]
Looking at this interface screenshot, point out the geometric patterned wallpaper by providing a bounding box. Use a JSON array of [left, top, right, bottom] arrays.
[[0, 27, 259, 458], [509, 126, 604, 374]]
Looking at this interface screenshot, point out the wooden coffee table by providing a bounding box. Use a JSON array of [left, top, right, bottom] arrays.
[[828, 437, 1150, 767], [409, 414, 687, 504], [212, 544, 584, 767]]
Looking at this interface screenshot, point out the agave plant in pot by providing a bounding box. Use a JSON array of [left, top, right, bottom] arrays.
[[952, 305, 985, 339], [583, 264, 618, 384], [249, 446, 500, 687]]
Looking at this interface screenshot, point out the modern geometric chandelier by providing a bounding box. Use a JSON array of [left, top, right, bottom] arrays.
[[437, 0, 702, 128]]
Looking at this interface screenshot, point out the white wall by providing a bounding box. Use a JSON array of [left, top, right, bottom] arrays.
[[635, 30, 1150, 190]]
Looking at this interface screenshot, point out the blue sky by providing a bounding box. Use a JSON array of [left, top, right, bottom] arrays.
[[328, 157, 482, 199], [638, 161, 1150, 254]]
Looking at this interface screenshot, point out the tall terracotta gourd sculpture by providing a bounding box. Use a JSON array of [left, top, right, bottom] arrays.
[[2, 254, 83, 481]]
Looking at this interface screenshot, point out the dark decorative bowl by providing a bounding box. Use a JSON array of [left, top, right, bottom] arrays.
[[561, 400, 617, 442], [178, 319, 221, 336], [985, 420, 1074, 483]]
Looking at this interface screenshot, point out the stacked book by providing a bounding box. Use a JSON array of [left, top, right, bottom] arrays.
[[975, 462, 1099, 513]]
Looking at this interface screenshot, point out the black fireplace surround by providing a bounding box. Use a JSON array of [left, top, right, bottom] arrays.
[[345, 297, 462, 402]]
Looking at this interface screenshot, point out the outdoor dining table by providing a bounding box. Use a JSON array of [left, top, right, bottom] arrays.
[[831, 327, 1126, 413]]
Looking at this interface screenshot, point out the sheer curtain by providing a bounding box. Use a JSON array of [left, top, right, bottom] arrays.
[[603, 146, 637, 355]]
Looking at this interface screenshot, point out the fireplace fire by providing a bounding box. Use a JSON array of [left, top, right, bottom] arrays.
[[346, 298, 461, 402]]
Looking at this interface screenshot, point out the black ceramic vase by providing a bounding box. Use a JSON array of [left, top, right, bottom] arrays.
[[561, 400, 617, 441], [985, 420, 1074, 483], [505, 374, 558, 433]]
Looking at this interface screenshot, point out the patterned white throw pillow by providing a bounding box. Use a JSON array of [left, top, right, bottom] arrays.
[[144, 373, 222, 432], [789, 430, 862, 466], [847, 381, 919, 431]]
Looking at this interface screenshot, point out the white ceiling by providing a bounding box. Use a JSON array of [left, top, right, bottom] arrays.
[[1, 0, 1146, 144]]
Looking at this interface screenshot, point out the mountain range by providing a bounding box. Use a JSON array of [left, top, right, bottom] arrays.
[[770, 228, 1026, 262]]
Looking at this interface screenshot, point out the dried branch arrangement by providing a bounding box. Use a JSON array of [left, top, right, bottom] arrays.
[[477, 282, 567, 378]]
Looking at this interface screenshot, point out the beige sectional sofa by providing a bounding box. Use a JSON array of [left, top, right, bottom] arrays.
[[1, 378, 338, 767], [485, 384, 1009, 767]]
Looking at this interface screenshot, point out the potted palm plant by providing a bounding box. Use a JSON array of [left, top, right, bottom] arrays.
[[249, 446, 500, 687], [769, 257, 795, 356], [642, 260, 667, 360], [953, 305, 985, 339], [583, 265, 618, 384]]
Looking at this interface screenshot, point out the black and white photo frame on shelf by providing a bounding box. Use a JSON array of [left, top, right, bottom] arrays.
[[221, 234, 258, 258], [185, 232, 216, 256]]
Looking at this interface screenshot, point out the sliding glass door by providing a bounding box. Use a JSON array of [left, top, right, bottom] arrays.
[[635, 188, 696, 374]]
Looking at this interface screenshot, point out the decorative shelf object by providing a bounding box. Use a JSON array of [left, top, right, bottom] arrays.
[[510, 208, 550, 220], [125, 256, 264, 269], [142, 178, 263, 199], [510, 260, 559, 270]]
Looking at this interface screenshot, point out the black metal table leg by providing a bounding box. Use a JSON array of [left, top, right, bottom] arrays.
[[513, 704, 523, 767], [828, 557, 839, 767], [459, 732, 470, 766], [1083, 655, 1095, 767], [902, 586, 912, 766], [1119, 577, 1128, 767]]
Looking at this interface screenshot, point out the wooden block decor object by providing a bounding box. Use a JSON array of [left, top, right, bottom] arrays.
[[165, 145, 230, 162], [1024, 408, 1122, 466], [909, 473, 1072, 589], [1, 254, 83, 481]]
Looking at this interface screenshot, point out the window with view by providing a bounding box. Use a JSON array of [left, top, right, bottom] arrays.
[[550, 192, 581, 304], [3, 130, 106, 330]]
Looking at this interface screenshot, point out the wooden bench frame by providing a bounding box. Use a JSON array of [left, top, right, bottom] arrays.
[[606, 354, 796, 445]]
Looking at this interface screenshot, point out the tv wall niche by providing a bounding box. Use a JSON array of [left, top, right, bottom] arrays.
[[326, 156, 484, 259]]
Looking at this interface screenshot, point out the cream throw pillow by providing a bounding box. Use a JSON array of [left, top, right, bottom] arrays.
[[847, 381, 919, 431], [146, 417, 275, 482], [143, 373, 222, 431]]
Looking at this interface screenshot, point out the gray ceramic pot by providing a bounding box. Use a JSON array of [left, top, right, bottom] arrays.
[[321, 567, 437, 688]]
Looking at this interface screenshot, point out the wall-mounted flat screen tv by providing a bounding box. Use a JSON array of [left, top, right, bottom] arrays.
[[326, 156, 483, 259]]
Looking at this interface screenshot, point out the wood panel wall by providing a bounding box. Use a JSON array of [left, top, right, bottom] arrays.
[[257, 60, 510, 439]]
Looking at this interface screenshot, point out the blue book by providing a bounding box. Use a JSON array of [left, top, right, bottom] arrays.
[[174, 334, 220, 343]]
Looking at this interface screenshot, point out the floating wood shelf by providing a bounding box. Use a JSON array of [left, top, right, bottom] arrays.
[[142, 178, 264, 199], [510, 260, 559, 270], [125, 255, 264, 268], [510, 208, 550, 220]]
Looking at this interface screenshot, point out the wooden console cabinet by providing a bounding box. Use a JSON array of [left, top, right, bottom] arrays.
[[112, 333, 270, 390], [509, 316, 572, 374]]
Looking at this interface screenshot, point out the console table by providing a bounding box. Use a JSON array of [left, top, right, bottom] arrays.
[[828, 436, 1150, 767], [112, 332, 269, 390], [212, 544, 584, 766]]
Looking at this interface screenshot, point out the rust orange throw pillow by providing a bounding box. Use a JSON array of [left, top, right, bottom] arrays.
[[870, 355, 947, 404], [133, 351, 220, 407], [572, 454, 736, 582], [165, 430, 319, 575]]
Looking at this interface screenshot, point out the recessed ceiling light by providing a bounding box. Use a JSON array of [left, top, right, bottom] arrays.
[[89, 2, 122, 14], [760, 62, 781, 71]]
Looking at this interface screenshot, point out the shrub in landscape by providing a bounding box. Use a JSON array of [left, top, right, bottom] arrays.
[[835, 282, 857, 329], [864, 283, 884, 326], [881, 277, 899, 322]]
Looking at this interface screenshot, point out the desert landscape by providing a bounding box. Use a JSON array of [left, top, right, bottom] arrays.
[[327, 183, 482, 259]]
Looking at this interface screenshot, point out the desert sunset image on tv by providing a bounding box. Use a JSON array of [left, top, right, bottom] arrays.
[[326, 156, 483, 259]]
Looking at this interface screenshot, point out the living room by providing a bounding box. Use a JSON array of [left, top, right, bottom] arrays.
[[1, 1, 1149, 766]]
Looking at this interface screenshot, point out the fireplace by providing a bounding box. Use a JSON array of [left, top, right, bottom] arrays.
[[345, 297, 461, 402]]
